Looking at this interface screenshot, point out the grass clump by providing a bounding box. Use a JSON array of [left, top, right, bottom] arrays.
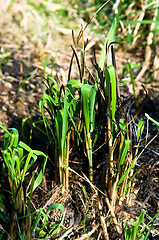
[[31, 5, 158, 239], [0, 124, 48, 239]]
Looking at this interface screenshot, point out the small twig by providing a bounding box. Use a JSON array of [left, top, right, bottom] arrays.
[[43, 185, 62, 210], [58, 226, 76, 240], [83, 0, 111, 32], [67, 167, 105, 195], [136, 133, 159, 164], [74, 224, 99, 240], [147, 147, 159, 156]]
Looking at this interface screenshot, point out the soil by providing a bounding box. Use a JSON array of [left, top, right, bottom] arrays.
[[0, 6, 159, 240]]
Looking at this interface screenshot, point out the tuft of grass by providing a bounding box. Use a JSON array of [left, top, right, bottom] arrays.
[[32, 9, 153, 239], [0, 124, 48, 239], [124, 210, 159, 240]]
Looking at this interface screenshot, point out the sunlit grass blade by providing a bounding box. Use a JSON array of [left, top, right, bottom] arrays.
[[7, 128, 19, 148], [0, 123, 10, 136], [31, 208, 48, 237], [39, 93, 56, 143], [61, 91, 69, 189], [45, 203, 65, 237], [117, 163, 136, 186], [17, 68, 38, 93], [67, 79, 83, 89], [139, 212, 159, 240], [124, 209, 146, 240], [123, 20, 159, 25], [43, 57, 49, 79], [17, 230, 25, 240], [105, 65, 117, 120], [81, 84, 96, 181], [22, 116, 33, 145], [32, 119, 51, 136], [118, 139, 131, 169], [132, 209, 146, 240], [137, 120, 144, 142], [99, 17, 117, 70], [145, 113, 159, 127], [128, 60, 138, 106]]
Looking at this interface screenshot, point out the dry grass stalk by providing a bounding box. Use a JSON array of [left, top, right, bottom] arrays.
[[98, 195, 109, 240], [135, 7, 158, 82], [74, 224, 99, 240]]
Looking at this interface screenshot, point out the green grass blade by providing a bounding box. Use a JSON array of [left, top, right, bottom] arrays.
[[82, 186, 90, 203], [61, 92, 69, 158], [33, 154, 48, 192], [128, 61, 138, 106], [132, 209, 146, 240], [32, 119, 51, 136], [125, 167, 142, 195], [21, 151, 37, 183], [81, 84, 91, 134], [105, 65, 117, 120], [123, 20, 159, 25], [22, 115, 33, 144], [81, 84, 96, 181], [140, 212, 159, 239], [67, 111, 83, 142], [105, 66, 111, 111], [99, 17, 117, 69], [55, 110, 63, 154], [17, 231, 25, 240], [2, 150, 11, 171], [81, 84, 96, 136], [0, 124, 11, 135], [118, 139, 131, 168], [39, 94, 56, 142], [47, 203, 65, 234], [16, 148, 23, 176], [67, 79, 83, 89], [89, 87, 96, 132], [43, 57, 49, 79], [18, 141, 32, 152], [137, 120, 144, 142], [7, 128, 19, 148], [31, 210, 41, 236], [121, 63, 141, 79], [117, 163, 136, 186], [47, 203, 64, 217], [0, 212, 9, 224], [145, 113, 159, 127], [31, 208, 48, 236], [17, 68, 38, 93]]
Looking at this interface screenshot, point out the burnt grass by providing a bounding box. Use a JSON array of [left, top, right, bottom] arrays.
[[0, 41, 159, 239]]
